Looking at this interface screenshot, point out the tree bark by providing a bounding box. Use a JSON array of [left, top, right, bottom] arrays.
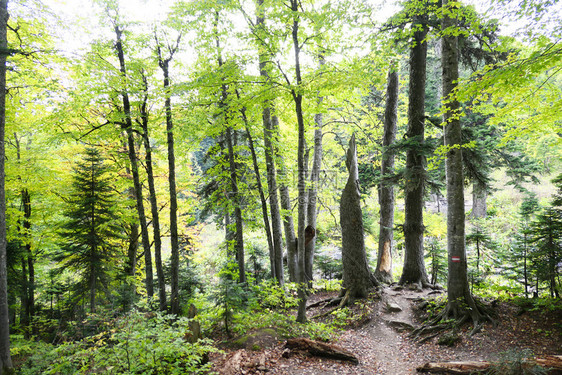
[[241, 107, 276, 284], [255, 1, 284, 285], [400, 13, 430, 287], [155, 33, 181, 315], [442, 0, 482, 323], [0, 0, 14, 370], [376, 66, 398, 284], [305, 53, 324, 289], [418, 355, 562, 374], [274, 115, 298, 282], [114, 24, 154, 298], [284, 338, 359, 364], [290, 0, 308, 323], [138, 74, 166, 312], [340, 135, 375, 301], [471, 179, 487, 219]]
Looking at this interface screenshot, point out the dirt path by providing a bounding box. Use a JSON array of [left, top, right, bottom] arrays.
[[264, 285, 434, 374], [212, 285, 562, 374], [336, 286, 432, 374]]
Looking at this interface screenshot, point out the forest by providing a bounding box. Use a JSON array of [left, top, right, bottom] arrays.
[[0, 0, 560, 373]]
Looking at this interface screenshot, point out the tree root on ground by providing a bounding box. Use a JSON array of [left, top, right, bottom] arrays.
[[310, 291, 350, 320], [411, 296, 496, 342], [306, 296, 343, 310]]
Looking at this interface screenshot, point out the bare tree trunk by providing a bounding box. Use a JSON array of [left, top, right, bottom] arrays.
[[155, 33, 182, 314], [255, 1, 284, 284], [442, 0, 483, 324], [241, 105, 276, 284], [290, 0, 308, 322], [376, 66, 398, 284], [138, 74, 167, 312], [400, 13, 430, 287], [114, 24, 154, 298], [0, 0, 14, 370], [274, 115, 298, 282], [341, 135, 375, 301], [305, 53, 324, 289]]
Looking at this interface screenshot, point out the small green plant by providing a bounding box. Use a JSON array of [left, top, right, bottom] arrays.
[[15, 309, 218, 375], [313, 278, 342, 292], [250, 280, 299, 309]]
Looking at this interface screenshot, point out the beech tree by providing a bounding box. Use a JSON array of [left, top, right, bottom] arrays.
[[155, 26, 182, 314], [252, 0, 285, 285], [375, 66, 399, 284], [112, 18, 155, 298]]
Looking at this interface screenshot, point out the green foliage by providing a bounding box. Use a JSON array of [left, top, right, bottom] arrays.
[[54, 147, 125, 313], [249, 280, 299, 310], [14, 310, 217, 375], [313, 278, 343, 292], [232, 309, 336, 342], [424, 236, 447, 285]]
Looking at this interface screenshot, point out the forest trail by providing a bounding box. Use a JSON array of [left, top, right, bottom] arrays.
[[335, 285, 435, 374], [213, 285, 561, 374]]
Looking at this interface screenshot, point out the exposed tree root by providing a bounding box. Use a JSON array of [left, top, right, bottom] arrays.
[[306, 296, 343, 310], [411, 295, 496, 343], [311, 291, 350, 319]]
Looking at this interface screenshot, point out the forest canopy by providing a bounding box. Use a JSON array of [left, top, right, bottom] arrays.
[[0, 0, 560, 373]]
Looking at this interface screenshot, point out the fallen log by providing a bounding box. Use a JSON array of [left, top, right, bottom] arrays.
[[417, 355, 562, 374], [284, 338, 359, 364]]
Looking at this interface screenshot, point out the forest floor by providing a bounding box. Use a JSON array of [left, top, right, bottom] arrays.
[[210, 285, 562, 374]]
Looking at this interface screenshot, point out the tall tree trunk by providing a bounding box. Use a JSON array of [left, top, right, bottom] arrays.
[[240, 105, 276, 284], [114, 24, 154, 298], [304, 53, 324, 289], [126, 218, 138, 276], [442, 0, 484, 325], [274, 115, 298, 282], [255, 0, 285, 285], [376, 67, 398, 284], [154, 32, 182, 314], [215, 12, 245, 284], [341, 135, 375, 301], [290, 0, 308, 323], [471, 180, 487, 219], [0, 0, 13, 370], [138, 74, 166, 311], [400, 13, 430, 287], [122, 137, 138, 293]]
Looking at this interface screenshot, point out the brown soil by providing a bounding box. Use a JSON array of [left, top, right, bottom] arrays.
[[210, 286, 562, 374]]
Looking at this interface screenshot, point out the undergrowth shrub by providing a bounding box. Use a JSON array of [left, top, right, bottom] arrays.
[[14, 309, 217, 375]]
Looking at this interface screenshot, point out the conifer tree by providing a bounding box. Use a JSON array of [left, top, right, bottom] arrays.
[[528, 206, 562, 298], [55, 148, 123, 313]]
